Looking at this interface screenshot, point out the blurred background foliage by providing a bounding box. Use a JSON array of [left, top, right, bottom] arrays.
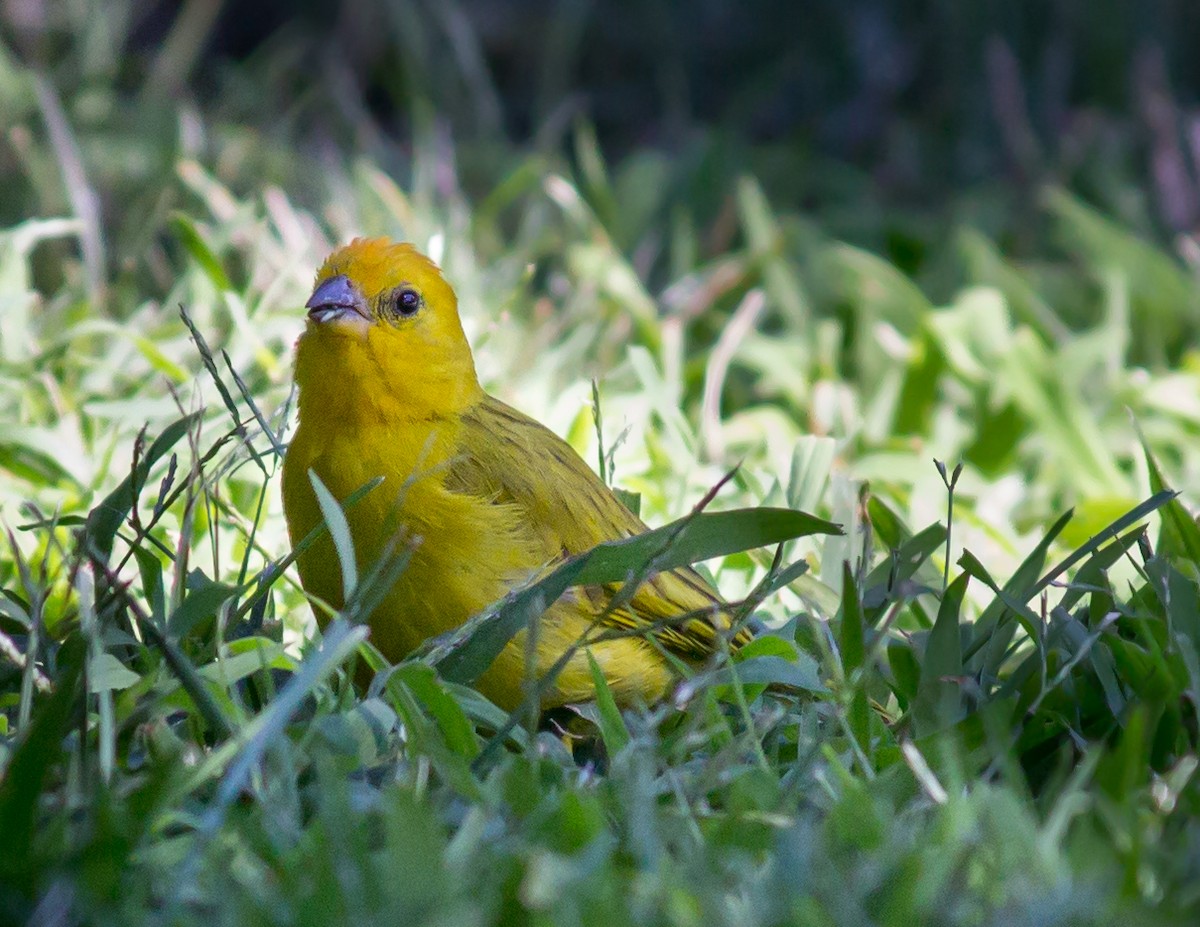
[[9, 0, 1200, 275]]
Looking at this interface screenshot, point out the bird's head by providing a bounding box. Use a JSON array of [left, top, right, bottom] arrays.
[[294, 238, 482, 422]]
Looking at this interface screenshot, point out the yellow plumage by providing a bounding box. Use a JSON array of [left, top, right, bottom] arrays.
[[282, 238, 747, 710]]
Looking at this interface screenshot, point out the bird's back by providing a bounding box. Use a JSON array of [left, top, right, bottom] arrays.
[[450, 394, 751, 660]]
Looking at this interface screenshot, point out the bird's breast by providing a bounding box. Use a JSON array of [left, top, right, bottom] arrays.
[[282, 412, 539, 653]]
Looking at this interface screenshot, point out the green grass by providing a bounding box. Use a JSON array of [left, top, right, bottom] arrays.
[[6, 9, 1200, 927]]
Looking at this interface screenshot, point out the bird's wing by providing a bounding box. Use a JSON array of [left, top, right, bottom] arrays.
[[451, 394, 750, 657]]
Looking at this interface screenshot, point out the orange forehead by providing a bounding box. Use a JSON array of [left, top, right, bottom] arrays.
[[315, 237, 455, 303]]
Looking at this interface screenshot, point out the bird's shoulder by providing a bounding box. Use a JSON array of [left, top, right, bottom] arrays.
[[450, 393, 644, 548]]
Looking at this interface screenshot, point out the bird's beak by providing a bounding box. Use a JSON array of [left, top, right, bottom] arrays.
[[305, 275, 372, 325]]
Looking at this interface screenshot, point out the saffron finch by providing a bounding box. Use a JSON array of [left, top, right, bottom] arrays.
[[282, 238, 748, 710]]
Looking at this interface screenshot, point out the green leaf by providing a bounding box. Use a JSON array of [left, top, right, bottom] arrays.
[[913, 574, 968, 734], [893, 327, 945, 437], [1055, 528, 1144, 615], [132, 545, 167, 626], [714, 653, 825, 691], [88, 653, 140, 693], [386, 670, 483, 801], [958, 549, 1046, 668], [179, 307, 261, 473], [169, 211, 233, 291], [199, 620, 368, 834], [1034, 491, 1175, 598], [391, 663, 481, 760], [823, 242, 931, 335], [309, 469, 358, 601], [168, 569, 243, 639], [0, 637, 83, 891], [1142, 436, 1200, 564], [786, 436, 835, 513], [737, 174, 808, 327], [957, 226, 1071, 342], [962, 508, 1072, 675], [754, 557, 811, 599], [571, 507, 841, 587], [862, 522, 946, 617], [1046, 188, 1198, 362], [436, 505, 841, 684], [839, 560, 866, 675], [83, 412, 201, 562], [587, 651, 631, 754], [198, 639, 294, 687], [888, 642, 921, 705], [839, 561, 871, 758], [866, 495, 907, 550], [614, 488, 642, 518]]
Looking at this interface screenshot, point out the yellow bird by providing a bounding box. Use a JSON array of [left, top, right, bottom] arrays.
[[282, 238, 748, 710]]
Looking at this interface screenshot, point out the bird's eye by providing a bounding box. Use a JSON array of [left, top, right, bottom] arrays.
[[393, 287, 421, 317]]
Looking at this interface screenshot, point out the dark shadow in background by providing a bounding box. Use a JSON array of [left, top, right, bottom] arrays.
[[5, 0, 1200, 260], [121, 1, 1194, 196]]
